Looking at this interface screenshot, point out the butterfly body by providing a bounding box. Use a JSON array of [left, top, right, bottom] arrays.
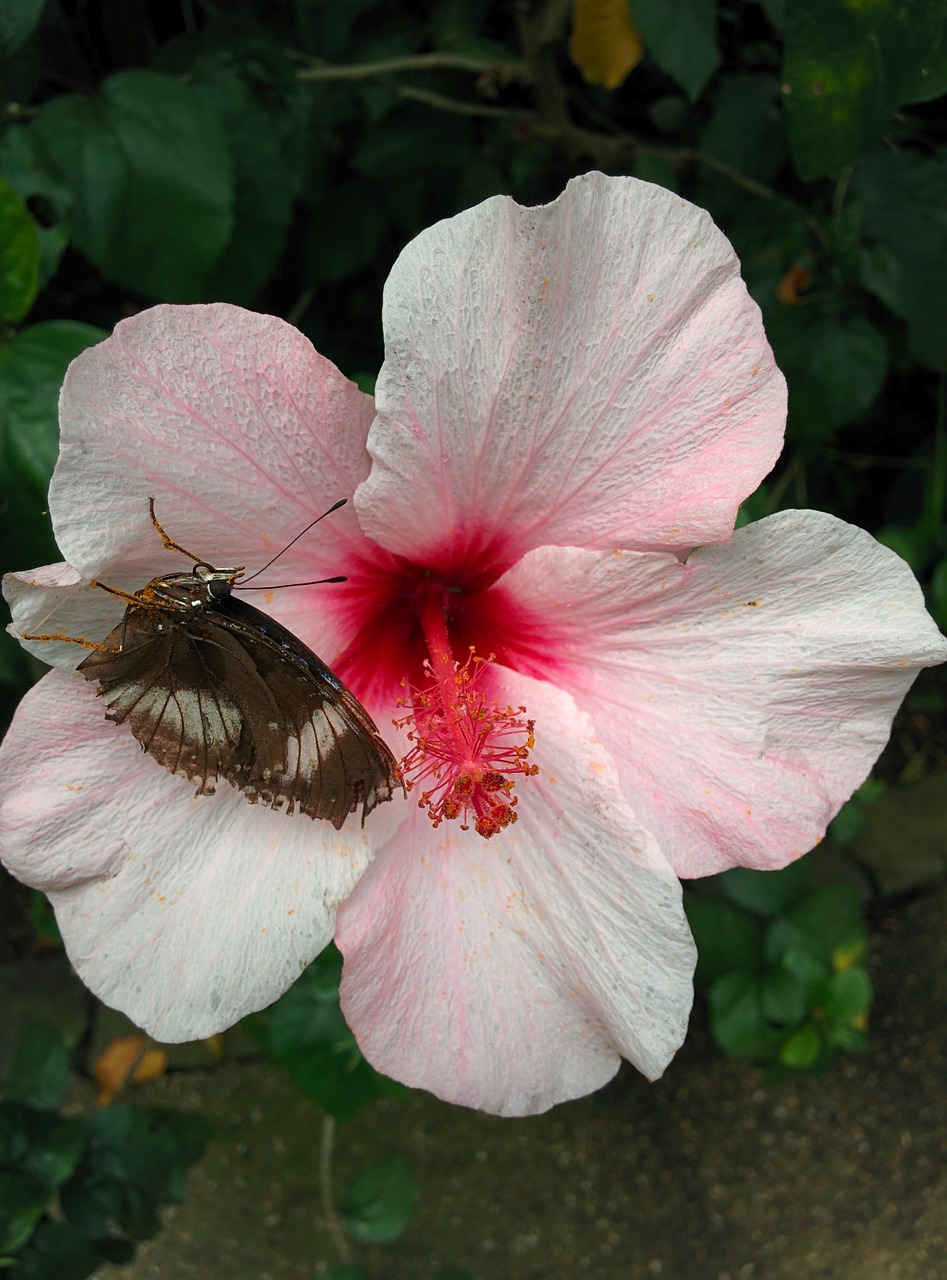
[[76, 560, 400, 828]]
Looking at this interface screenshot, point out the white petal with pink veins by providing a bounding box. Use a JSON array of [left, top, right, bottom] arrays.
[[496, 510, 947, 878], [5, 304, 380, 666], [52, 303, 376, 577], [336, 675, 695, 1117], [0, 671, 395, 1041], [358, 171, 784, 574]]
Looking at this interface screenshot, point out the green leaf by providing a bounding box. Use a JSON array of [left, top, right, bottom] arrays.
[[697, 75, 785, 216], [0, 124, 71, 288], [772, 942, 830, 997], [60, 1105, 206, 1243], [634, 0, 720, 101], [341, 1155, 420, 1244], [852, 150, 947, 373], [931, 555, 947, 630], [684, 898, 764, 987], [707, 972, 784, 1060], [353, 106, 474, 181], [778, 1021, 822, 1070], [782, 0, 947, 179], [262, 949, 398, 1121], [828, 797, 865, 846], [4, 1024, 71, 1110], [28, 893, 61, 946], [32, 70, 234, 302], [306, 180, 388, 284], [764, 916, 821, 965], [785, 885, 865, 959], [766, 309, 888, 442], [323, 1268, 373, 1280], [0, 1168, 47, 1254], [821, 965, 872, 1028], [0, 0, 47, 58], [11, 1220, 100, 1280], [760, 966, 808, 1027], [0, 320, 106, 494], [189, 65, 296, 304], [718, 861, 811, 916], [0, 1104, 85, 1190], [829, 1025, 870, 1054], [0, 177, 40, 323]]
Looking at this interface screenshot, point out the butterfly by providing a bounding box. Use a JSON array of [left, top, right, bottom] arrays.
[[25, 499, 402, 828]]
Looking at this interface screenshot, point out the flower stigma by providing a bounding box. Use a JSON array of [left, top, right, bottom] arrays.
[[397, 588, 538, 839]]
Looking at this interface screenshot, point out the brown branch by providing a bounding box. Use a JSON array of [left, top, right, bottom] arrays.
[[391, 83, 533, 120], [293, 51, 531, 84], [288, 10, 789, 209]]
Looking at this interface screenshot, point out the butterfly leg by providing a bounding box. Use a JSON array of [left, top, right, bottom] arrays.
[[19, 629, 116, 653], [148, 495, 204, 563]]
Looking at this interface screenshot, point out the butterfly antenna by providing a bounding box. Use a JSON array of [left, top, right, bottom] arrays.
[[242, 575, 347, 591], [241, 498, 348, 585]]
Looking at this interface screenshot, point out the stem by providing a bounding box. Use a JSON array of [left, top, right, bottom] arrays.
[[293, 52, 531, 82], [319, 1116, 351, 1264], [388, 82, 528, 119]]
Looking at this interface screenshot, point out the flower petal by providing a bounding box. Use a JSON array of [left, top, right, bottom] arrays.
[[13, 303, 378, 666], [0, 670, 394, 1041], [52, 302, 376, 576], [358, 171, 784, 575], [4, 562, 112, 672], [336, 674, 695, 1116], [496, 510, 947, 878]]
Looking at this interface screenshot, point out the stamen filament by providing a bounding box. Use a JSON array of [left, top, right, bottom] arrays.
[[398, 587, 537, 839]]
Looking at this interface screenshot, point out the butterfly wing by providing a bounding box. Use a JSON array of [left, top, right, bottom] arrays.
[[77, 600, 400, 828]]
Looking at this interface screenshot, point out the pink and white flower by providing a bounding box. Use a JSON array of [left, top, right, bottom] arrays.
[[2, 173, 944, 1116]]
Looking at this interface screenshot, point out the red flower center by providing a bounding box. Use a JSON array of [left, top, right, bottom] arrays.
[[396, 585, 538, 838], [329, 549, 543, 838]]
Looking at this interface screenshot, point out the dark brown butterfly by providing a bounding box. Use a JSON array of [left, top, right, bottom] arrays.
[[26, 500, 401, 828]]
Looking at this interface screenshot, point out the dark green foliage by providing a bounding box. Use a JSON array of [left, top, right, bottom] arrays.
[[1, 0, 942, 708], [0, 1024, 208, 1279], [249, 945, 405, 1122], [341, 1154, 421, 1245], [687, 862, 873, 1074]]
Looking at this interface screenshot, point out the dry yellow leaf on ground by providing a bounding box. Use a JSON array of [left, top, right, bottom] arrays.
[[93, 1033, 169, 1104]]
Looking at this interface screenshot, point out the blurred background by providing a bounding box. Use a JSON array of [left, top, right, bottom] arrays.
[[1, 2, 945, 1277]]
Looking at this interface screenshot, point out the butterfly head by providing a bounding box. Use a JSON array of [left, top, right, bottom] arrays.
[[148, 562, 245, 613]]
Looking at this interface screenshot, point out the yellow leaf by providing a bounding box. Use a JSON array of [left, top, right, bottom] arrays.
[[570, 0, 644, 91], [93, 1033, 169, 1105]]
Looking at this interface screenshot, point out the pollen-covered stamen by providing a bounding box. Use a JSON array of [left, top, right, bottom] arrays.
[[396, 590, 538, 839]]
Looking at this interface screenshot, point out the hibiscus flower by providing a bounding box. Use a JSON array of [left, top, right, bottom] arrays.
[[2, 173, 944, 1117]]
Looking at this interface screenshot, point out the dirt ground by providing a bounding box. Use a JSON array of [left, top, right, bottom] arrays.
[[75, 870, 946, 1280]]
